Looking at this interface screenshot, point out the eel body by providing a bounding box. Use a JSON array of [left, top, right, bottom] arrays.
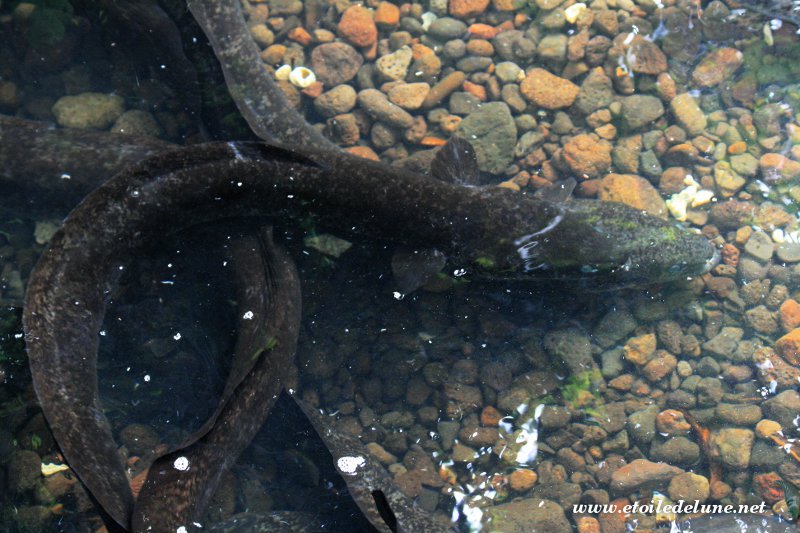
[[0, 115, 173, 218], [23, 140, 716, 531]]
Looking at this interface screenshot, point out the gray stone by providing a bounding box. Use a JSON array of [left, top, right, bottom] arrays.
[[426, 17, 467, 40], [601, 347, 625, 378], [627, 405, 658, 444], [610, 459, 684, 494], [777, 242, 800, 263], [650, 436, 700, 466], [455, 102, 517, 174], [543, 327, 595, 375], [449, 92, 481, 115], [729, 153, 758, 177], [357, 89, 414, 128], [702, 327, 743, 358], [594, 304, 637, 348], [715, 403, 762, 426], [484, 498, 571, 533], [745, 231, 775, 262], [495, 61, 523, 83], [710, 428, 754, 469], [621, 95, 665, 131], [763, 390, 800, 430]]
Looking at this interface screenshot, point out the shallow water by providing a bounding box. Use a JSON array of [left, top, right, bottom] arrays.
[[2, 0, 800, 532]]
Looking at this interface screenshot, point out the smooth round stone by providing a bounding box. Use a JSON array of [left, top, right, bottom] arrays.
[[744, 231, 774, 262], [426, 17, 467, 40], [777, 242, 800, 263], [495, 61, 523, 83]]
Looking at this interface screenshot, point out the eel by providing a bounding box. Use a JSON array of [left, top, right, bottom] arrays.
[[0, 115, 173, 218], [132, 226, 303, 531], [22, 140, 716, 531], [186, 0, 338, 150]]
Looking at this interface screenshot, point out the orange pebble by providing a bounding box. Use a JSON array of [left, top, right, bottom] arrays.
[[419, 136, 448, 146], [288, 26, 312, 46], [301, 81, 324, 98], [439, 464, 458, 485], [508, 468, 537, 491], [411, 43, 435, 59], [497, 20, 515, 32], [462, 80, 487, 101], [727, 141, 747, 155], [374, 1, 400, 28], [346, 145, 380, 160], [480, 405, 503, 426], [468, 23, 499, 39], [513, 12, 530, 27]]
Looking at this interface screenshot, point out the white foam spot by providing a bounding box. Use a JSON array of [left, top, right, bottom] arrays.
[[337, 455, 366, 475], [174, 456, 190, 471]]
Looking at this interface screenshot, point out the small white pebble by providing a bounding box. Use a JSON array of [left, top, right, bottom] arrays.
[[289, 66, 316, 88], [275, 64, 292, 81], [691, 189, 715, 207], [564, 3, 587, 23]]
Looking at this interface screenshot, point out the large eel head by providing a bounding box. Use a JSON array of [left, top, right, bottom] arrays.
[[466, 190, 718, 290]]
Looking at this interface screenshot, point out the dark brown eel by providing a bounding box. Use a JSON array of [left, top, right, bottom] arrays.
[[23, 139, 718, 531], [133, 226, 302, 531]]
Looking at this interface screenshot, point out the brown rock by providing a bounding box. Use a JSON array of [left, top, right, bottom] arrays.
[[642, 350, 677, 382], [599, 174, 668, 219], [775, 328, 800, 365], [624, 333, 657, 365], [760, 153, 800, 182], [610, 459, 684, 494], [656, 410, 691, 436], [659, 167, 691, 195], [692, 47, 743, 88], [709, 428, 754, 469], [562, 134, 612, 178], [374, 1, 400, 28], [422, 71, 465, 109], [388, 82, 430, 111], [611, 34, 667, 75], [670, 93, 707, 136], [780, 299, 800, 332], [520, 68, 579, 110], [508, 468, 538, 491], [338, 5, 377, 48], [449, 0, 490, 18], [705, 276, 736, 299], [753, 346, 800, 390], [311, 43, 363, 86], [668, 472, 709, 502]]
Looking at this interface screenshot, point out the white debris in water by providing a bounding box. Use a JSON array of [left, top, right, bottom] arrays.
[[764, 22, 775, 46], [336, 455, 366, 475], [564, 2, 586, 23], [289, 66, 316, 88], [242, 311, 254, 320], [773, 229, 800, 244], [421, 12, 437, 31], [34, 220, 60, 245], [173, 456, 190, 471], [41, 462, 70, 476], [275, 64, 292, 81], [666, 176, 715, 221]]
